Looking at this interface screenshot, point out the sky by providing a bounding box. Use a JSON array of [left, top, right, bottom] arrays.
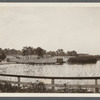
[[0, 4, 100, 55]]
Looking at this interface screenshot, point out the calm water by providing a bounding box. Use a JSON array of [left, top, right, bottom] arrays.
[[0, 61, 100, 85]]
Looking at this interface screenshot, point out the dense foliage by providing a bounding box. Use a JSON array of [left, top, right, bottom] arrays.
[[0, 47, 69, 58], [0, 46, 100, 61], [0, 48, 6, 61], [68, 56, 97, 64], [0, 82, 94, 93]]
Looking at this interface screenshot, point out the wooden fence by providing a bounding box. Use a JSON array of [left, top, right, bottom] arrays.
[[0, 74, 100, 93]]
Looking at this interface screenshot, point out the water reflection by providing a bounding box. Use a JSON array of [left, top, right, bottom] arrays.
[[0, 61, 100, 84]]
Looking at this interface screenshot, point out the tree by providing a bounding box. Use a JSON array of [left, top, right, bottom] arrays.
[[4, 48, 22, 55], [67, 50, 77, 56], [0, 48, 2, 54], [22, 46, 34, 56], [0, 49, 6, 61], [0, 51, 6, 60], [36, 47, 46, 58], [56, 49, 65, 56], [47, 51, 56, 57]]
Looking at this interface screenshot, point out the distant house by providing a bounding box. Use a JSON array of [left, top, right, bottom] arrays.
[[5, 55, 17, 62], [5, 55, 24, 62], [14, 55, 39, 59]]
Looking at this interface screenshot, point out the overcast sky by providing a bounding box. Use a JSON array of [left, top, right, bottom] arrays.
[[0, 4, 100, 54]]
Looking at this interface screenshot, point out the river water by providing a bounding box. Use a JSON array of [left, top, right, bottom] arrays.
[[0, 61, 100, 85]]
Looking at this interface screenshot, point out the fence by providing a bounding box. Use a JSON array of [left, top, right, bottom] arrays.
[[0, 74, 100, 93]]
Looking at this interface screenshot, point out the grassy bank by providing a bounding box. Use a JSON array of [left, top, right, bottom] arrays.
[[68, 56, 97, 64]]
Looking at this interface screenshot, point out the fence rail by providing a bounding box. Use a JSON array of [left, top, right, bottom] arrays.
[[0, 74, 100, 93], [0, 74, 100, 79]]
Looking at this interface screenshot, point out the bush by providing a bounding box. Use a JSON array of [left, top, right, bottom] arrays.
[[7, 58, 10, 62], [0, 82, 94, 93], [0, 81, 46, 93], [0, 51, 6, 61], [68, 56, 97, 64]]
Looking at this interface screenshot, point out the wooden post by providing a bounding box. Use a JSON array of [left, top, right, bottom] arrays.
[[18, 77, 20, 88], [95, 79, 99, 93], [51, 79, 55, 91]]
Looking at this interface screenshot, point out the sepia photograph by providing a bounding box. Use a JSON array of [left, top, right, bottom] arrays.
[[0, 3, 100, 94]]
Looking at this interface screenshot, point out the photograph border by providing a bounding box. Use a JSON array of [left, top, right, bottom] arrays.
[[0, 2, 100, 99]]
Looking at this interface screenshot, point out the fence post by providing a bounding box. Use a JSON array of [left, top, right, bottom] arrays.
[[18, 77, 20, 88], [51, 79, 55, 91], [95, 79, 99, 93]]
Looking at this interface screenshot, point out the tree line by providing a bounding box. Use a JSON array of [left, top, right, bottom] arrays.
[[22, 47, 78, 57], [0, 46, 86, 61]]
